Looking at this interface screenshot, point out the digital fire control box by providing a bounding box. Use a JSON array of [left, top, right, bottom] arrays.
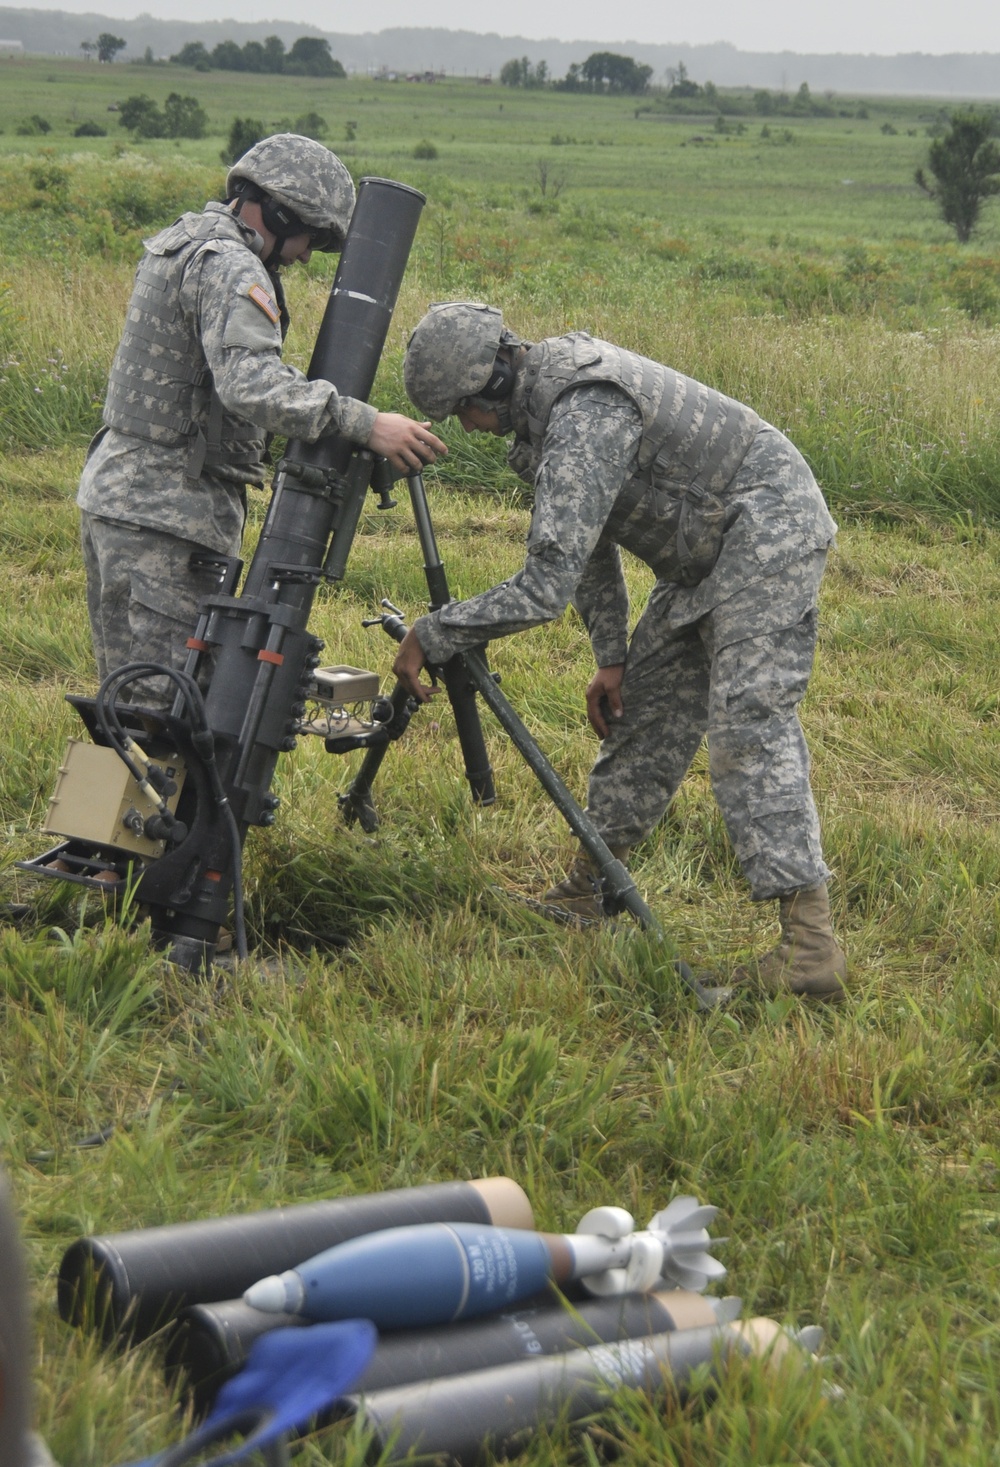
[[42, 740, 187, 859]]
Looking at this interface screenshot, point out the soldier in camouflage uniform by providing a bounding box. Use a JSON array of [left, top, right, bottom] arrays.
[[397, 301, 846, 999], [77, 133, 445, 707]]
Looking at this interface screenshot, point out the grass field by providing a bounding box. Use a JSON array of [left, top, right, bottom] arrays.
[[2, 57, 1000, 1467]]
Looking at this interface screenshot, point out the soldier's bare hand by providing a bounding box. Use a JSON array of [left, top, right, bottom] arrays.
[[368, 414, 447, 474], [393, 626, 439, 704], [585, 663, 625, 739]]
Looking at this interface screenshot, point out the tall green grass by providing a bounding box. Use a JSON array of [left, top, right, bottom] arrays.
[[5, 132, 1000, 517]]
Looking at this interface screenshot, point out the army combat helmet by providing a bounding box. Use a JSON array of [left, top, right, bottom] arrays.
[[227, 133, 356, 254], [404, 301, 522, 421]]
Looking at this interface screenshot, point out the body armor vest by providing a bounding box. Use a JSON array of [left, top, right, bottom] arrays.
[[103, 209, 277, 483], [510, 334, 762, 585]]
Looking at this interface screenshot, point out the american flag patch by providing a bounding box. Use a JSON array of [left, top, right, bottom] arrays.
[[247, 283, 280, 323]]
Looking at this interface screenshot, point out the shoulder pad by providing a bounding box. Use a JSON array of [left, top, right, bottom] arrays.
[[569, 333, 603, 369], [143, 215, 197, 256]]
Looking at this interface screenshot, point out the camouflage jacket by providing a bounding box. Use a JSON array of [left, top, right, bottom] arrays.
[[412, 335, 837, 669], [77, 202, 378, 554]]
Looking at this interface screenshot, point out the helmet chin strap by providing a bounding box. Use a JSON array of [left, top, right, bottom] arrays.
[[230, 198, 264, 258], [229, 196, 290, 332], [230, 193, 285, 269], [462, 342, 528, 431], [495, 341, 532, 431], [464, 393, 513, 432]]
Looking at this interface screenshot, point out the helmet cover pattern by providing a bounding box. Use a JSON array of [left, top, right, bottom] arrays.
[[226, 133, 355, 249], [404, 301, 505, 419]]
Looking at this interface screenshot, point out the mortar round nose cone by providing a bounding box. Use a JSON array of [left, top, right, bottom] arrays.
[[244, 1275, 289, 1312]]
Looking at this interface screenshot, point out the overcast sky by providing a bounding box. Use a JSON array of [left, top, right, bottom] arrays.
[[20, 0, 1000, 54]]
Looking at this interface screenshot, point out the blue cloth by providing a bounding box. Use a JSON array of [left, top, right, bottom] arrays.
[[124, 1320, 377, 1466]]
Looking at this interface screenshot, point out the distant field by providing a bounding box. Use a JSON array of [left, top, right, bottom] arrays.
[[3, 61, 999, 522], [0, 57, 991, 244], [3, 57, 1000, 1467]]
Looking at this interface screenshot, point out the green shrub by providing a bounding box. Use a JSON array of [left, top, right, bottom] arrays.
[[946, 256, 1000, 319], [413, 139, 438, 160], [294, 110, 327, 140], [28, 160, 69, 195], [117, 95, 165, 139], [163, 93, 208, 140], [15, 114, 51, 136], [224, 117, 266, 166]]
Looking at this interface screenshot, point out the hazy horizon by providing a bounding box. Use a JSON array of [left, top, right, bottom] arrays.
[[4, 0, 999, 57]]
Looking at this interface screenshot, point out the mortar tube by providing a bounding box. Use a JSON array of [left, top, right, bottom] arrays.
[[345, 1317, 807, 1466], [58, 1176, 530, 1346], [143, 177, 426, 969]]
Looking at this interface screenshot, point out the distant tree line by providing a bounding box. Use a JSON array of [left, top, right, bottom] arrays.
[[498, 57, 548, 89], [496, 54, 875, 122], [651, 72, 874, 121], [80, 33, 127, 63], [500, 50, 651, 95], [170, 35, 346, 77], [561, 53, 653, 94], [744, 81, 838, 118]]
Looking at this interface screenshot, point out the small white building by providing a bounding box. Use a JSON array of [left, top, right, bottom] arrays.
[[0, 39, 25, 53]]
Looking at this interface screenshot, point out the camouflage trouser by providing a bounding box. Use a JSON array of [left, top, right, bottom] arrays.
[[80, 512, 226, 709], [586, 551, 832, 901]]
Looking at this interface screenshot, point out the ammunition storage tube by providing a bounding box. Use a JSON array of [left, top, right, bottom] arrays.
[[346, 1320, 782, 1465], [58, 1176, 530, 1344], [167, 1288, 720, 1418]]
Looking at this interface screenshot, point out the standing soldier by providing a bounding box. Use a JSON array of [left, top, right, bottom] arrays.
[[77, 133, 444, 707], [396, 301, 846, 1000]]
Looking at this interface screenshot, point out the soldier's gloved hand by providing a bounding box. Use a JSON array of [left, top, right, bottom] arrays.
[[586, 663, 625, 739], [368, 414, 447, 474]]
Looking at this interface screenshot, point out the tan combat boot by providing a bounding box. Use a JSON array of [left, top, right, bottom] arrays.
[[540, 845, 630, 924], [749, 883, 848, 1000]]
